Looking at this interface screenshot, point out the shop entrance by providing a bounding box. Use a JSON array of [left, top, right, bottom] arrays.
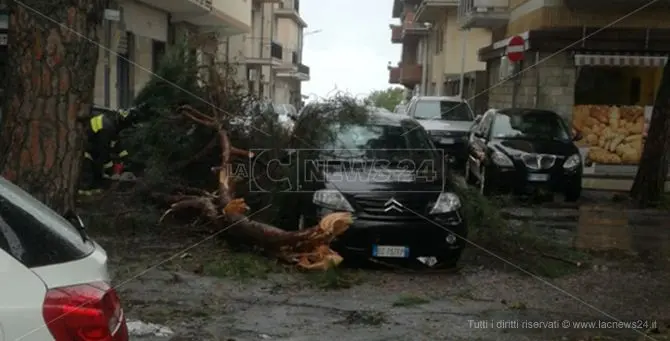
[[570, 53, 666, 170]]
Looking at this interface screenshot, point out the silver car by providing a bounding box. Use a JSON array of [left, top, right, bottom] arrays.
[[405, 96, 475, 165]]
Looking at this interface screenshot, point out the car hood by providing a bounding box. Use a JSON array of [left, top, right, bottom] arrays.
[[415, 119, 474, 133], [319, 161, 446, 193], [491, 138, 578, 157]]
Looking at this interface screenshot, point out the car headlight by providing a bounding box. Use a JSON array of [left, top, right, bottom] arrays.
[[563, 153, 581, 170], [491, 151, 514, 167], [312, 189, 354, 212], [429, 192, 461, 214]]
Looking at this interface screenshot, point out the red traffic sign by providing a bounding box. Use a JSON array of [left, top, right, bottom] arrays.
[[506, 35, 525, 62]]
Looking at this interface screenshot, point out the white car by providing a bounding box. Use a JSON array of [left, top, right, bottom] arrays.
[[0, 177, 128, 341]]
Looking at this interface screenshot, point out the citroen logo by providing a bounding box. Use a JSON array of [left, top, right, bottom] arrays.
[[384, 198, 404, 212]]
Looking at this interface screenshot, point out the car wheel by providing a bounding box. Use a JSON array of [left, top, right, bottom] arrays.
[[435, 249, 463, 270], [565, 185, 582, 202]]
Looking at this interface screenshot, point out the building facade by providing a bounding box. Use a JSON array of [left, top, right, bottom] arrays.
[[1, 0, 309, 111], [388, 0, 496, 113], [227, 0, 309, 108], [474, 0, 670, 171], [95, 0, 252, 109]]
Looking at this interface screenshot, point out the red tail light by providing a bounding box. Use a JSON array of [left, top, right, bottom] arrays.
[[42, 281, 128, 341]]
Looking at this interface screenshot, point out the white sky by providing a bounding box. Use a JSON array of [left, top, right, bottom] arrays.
[[300, 0, 400, 100]]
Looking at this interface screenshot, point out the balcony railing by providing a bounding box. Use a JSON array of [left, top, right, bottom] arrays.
[[271, 42, 283, 59], [389, 67, 401, 84], [391, 25, 402, 43], [564, 0, 670, 10], [458, 0, 509, 29], [298, 63, 309, 75], [402, 10, 430, 37], [399, 63, 422, 85], [415, 0, 459, 22]]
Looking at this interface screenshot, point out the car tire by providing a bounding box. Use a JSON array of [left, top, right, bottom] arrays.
[[435, 249, 463, 269], [565, 185, 582, 202]]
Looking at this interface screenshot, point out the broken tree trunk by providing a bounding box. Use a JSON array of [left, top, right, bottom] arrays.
[[630, 62, 670, 208], [0, 0, 109, 213], [159, 105, 353, 270]]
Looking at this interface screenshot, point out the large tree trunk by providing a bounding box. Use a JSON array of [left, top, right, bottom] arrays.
[[630, 63, 670, 207], [0, 0, 108, 213]]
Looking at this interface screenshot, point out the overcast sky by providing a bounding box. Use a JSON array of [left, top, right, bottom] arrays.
[[301, 0, 400, 100]]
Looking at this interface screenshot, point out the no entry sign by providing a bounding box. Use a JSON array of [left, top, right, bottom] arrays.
[[506, 35, 525, 62]]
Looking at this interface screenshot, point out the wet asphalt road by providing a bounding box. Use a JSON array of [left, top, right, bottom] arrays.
[[94, 183, 670, 341]]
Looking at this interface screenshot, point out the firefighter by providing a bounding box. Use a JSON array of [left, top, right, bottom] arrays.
[[78, 105, 146, 195]]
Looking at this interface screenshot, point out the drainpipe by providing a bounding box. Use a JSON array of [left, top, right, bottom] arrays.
[[458, 28, 469, 98]]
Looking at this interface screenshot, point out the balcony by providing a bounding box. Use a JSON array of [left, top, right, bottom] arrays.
[[275, 0, 307, 27], [458, 0, 509, 29], [399, 63, 422, 86], [402, 10, 430, 39], [564, 0, 670, 10], [391, 25, 402, 43], [389, 67, 401, 84], [160, 0, 251, 35], [298, 63, 309, 76], [415, 0, 459, 22]]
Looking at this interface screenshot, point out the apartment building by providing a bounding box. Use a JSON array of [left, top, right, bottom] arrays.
[[227, 0, 309, 108], [91, 0, 252, 109], [388, 0, 497, 112]]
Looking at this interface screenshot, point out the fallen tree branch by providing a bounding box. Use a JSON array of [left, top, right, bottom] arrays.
[[157, 105, 353, 270]]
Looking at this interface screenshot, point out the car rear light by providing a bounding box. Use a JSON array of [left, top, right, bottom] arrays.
[[42, 281, 128, 341]]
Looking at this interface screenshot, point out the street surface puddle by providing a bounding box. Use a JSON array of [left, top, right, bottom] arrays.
[[575, 205, 670, 259]]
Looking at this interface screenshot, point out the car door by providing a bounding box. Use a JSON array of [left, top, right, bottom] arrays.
[[469, 112, 494, 179]]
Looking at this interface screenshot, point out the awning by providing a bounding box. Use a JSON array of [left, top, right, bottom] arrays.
[[574, 53, 668, 67]]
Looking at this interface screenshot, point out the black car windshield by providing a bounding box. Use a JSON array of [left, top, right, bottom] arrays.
[[491, 110, 571, 141], [318, 121, 435, 161], [414, 100, 473, 121]]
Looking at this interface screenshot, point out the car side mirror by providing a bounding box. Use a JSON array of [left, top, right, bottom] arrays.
[[474, 115, 483, 123]]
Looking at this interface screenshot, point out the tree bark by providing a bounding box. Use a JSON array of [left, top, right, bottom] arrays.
[[0, 0, 108, 213], [630, 62, 670, 208]]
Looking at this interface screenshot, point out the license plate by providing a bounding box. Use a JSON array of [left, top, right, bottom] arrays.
[[439, 138, 455, 144], [528, 173, 549, 181], [372, 245, 409, 258]]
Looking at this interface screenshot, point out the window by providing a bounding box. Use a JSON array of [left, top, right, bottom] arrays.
[[0, 177, 93, 267], [316, 119, 435, 161], [413, 100, 473, 121], [491, 110, 571, 141]]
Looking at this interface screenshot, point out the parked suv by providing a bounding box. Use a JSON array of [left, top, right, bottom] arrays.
[[275, 108, 467, 268], [405, 96, 475, 165], [0, 177, 128, 340]]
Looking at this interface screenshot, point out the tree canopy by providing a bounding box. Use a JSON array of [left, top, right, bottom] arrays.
[[365, 87, 404, 112]]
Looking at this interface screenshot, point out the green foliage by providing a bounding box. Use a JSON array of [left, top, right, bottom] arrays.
[[365, 87, 405, 112], [122, 39, 374, 224]]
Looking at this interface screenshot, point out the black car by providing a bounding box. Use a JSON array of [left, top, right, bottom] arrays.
[[275, 108, 467, 267], [465, 108, 582, 201]]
